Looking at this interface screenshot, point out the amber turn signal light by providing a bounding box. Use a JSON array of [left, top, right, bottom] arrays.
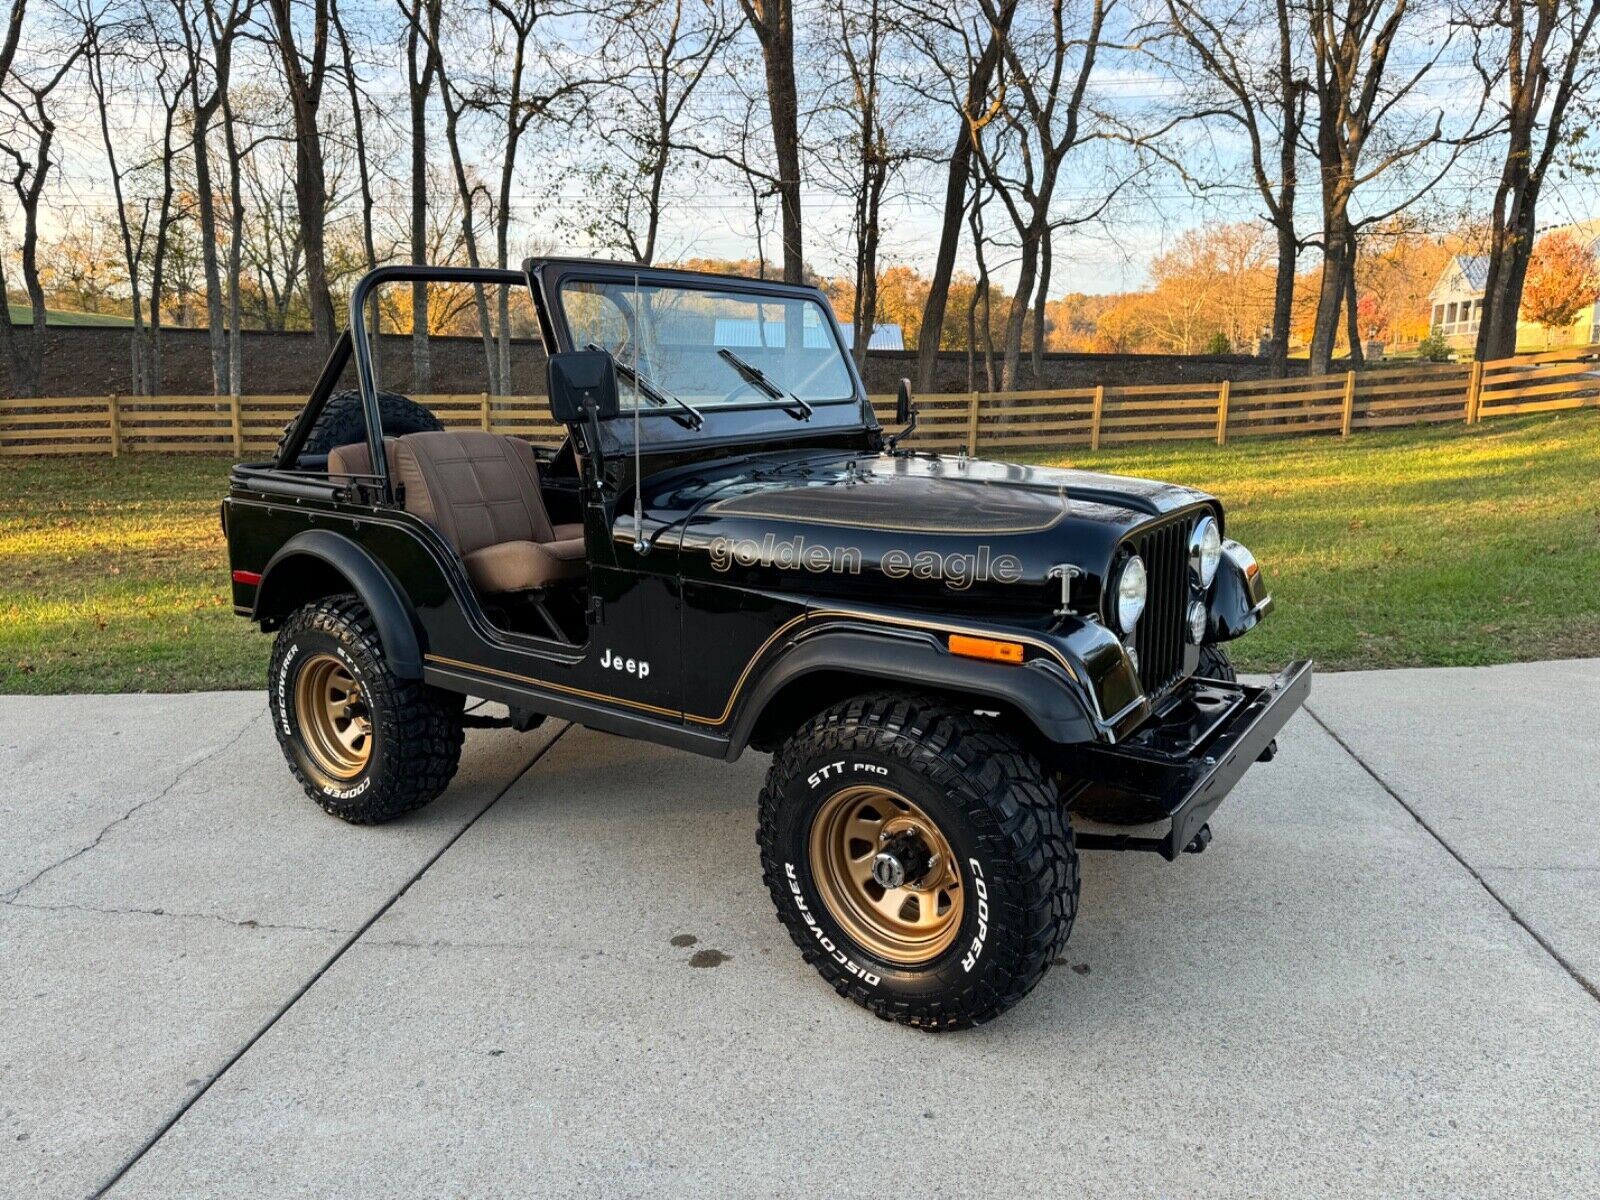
[[948, 634, 1025, 664]]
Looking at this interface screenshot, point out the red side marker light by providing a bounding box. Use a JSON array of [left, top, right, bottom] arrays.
[[232, 569, 262, 586]]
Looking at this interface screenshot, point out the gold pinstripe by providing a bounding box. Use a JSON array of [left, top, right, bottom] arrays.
[[705, 491, 1068, 535], [424, 608, 1079, 728]]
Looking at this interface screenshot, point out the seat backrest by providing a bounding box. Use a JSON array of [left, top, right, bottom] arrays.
[[390, 430, 557, 556], [327, 438, 398, 482]]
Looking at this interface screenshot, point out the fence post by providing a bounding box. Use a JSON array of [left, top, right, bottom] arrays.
[[1090, 385, 1105, 451], [229, 393, 244, 457], [481, 392, 492, 432], [107, 393, 122, 457], [965, 391, 980, 455], [1339, 370, 1356, 437], [1465, 359, 1484, 424], [1214, 380, 1230, 446]]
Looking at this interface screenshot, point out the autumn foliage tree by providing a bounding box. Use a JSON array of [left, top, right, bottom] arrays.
[[1520, 231, 1600, 343]]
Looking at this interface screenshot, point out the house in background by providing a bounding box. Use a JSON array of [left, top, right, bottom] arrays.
[[1428, 219, 1600, 352], [1428, 255, 1488, 346]]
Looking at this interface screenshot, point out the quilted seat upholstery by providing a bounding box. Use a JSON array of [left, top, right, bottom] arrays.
[[329, 430, 585, 593]]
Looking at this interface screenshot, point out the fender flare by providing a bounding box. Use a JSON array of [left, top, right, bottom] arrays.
[[253, 529, 424, 678], [726, 626, 1099, 757]]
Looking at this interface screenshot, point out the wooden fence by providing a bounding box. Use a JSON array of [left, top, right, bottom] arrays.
[[3, 346, 1597, 458]]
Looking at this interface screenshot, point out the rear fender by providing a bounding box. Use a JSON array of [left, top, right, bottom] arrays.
[[253, 529, 423, 678]]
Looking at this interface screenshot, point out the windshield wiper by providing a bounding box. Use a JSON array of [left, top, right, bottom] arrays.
[[586, 343, 704, 430], [716, 347, 814, 421]]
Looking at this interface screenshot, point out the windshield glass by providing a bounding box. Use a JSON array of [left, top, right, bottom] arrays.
[[558, 278, 855, 409]]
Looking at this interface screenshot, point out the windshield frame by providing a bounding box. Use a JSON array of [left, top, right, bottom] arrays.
[[531, 258, 870, 422]]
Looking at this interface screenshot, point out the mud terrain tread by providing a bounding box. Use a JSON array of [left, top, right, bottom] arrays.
[[1197, 645, 1236, 682], [271, 594, 463, 823], [276, 389, 444, 464], [758, 692, 1078, 1030]]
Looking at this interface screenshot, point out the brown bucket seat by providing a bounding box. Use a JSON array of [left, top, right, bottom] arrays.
[[328, 431, 585, 594]]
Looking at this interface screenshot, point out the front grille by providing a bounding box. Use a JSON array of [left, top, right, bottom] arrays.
[[1128, 513, 1197, 695]]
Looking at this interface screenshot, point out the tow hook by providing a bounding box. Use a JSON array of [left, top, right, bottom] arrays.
[[1183, 824, 1211, 854], [1256, 738, 1278, 763]]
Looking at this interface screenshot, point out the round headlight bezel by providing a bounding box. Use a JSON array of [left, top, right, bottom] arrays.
[[1190, 515, 1223, 589], [1115, 553, 1147, 633]]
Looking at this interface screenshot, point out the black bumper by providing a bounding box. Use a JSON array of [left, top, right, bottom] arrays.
[[1070, 660, 1313, 860]]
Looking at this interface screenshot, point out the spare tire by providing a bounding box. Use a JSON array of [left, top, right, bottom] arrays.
[[277, 389, 445, 465]]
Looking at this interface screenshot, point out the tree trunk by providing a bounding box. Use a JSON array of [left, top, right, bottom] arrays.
[[743, 0, 804, 283], [193, 115, 229, 393], [222, 94, 246, 398], [268, 0, 335, 351], [1030, 232, 1052, 379], [999, 232, 1039, 391], [912, 0, 1018, 391], [1267, 218, 1296, 373], [1308, 218, 1349, 373], [407, 2, 435, 391], [1341, 248, 1362, 368], [765, 31, 803, 283]]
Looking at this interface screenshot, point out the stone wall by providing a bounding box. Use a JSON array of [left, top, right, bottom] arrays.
[[6, 324, 1291, 398]]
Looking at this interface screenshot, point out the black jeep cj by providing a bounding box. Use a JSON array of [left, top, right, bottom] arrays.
[[225, 260, 1310, 1029]]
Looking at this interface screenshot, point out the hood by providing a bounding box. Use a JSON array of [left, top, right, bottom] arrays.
[[656, 450, 1215, 613]]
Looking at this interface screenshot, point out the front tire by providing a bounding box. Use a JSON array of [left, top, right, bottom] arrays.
[[758, 694, 1078, 1030], [268, 594, 464, 822]]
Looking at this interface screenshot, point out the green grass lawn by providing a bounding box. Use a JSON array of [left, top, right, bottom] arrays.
[[7, 303, 135, 327], [2, 411, 1598, 693]]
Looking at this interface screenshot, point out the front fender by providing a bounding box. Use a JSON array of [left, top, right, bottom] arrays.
[[253, 529, 424, 678], [727, 624, 1103, 757], [1207, 539, 1273, 643]]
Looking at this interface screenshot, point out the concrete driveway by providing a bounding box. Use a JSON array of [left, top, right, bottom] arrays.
[[2, 661, 1597, 1199]]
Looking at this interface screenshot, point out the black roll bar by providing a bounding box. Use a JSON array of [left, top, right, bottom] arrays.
[[345, 265, 527, 503]]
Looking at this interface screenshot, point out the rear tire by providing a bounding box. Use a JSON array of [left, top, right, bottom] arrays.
[[758, 693, 1078, 1030], [268, 594, 463, 823]]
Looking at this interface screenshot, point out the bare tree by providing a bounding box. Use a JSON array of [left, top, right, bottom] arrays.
[[584, 0, 733, 265], [902, 0, 1020, 390], [0, 0, 83, 396], [822, 0, 915, 368], [1161, 0, 1305, 372], [266, 0, 338, 352], [474, 0, 619, 388], [330, 0, 381, 346], [971, 0, 1120, 390], [426, 0, 498, 389], [176, 0, 252, 394], [738, 0, 805, 282], [1300, 0, 1488, 372], [400, 0, 439, 386], [1467, 0, 1600, 360], [83, 1, 195, 394]]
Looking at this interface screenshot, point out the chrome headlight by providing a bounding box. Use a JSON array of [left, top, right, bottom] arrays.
[[1115, 554, 1147, 633], [1190, 515, 1222, 589]]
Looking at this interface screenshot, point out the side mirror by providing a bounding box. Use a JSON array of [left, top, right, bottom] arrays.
[[547, 350, 620, 425], [895, 376, 914, 425]]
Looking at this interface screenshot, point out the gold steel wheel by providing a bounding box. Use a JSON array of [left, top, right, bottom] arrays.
[[293, 653, 373, 780], [808, 785, 964, 965]]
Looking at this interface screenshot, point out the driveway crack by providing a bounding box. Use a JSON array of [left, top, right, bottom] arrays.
[[2, 704, 267, 904], [1, 897, 348, 935], [1306, 703, 1600, 1007], [87, 722, 569, 1199]]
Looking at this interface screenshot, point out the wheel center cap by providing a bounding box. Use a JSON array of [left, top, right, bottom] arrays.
[[872, 832, 934, 890], [871, 851, 907, 889]]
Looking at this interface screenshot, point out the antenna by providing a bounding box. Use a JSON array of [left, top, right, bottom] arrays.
[[631, 272, 648, 556]]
